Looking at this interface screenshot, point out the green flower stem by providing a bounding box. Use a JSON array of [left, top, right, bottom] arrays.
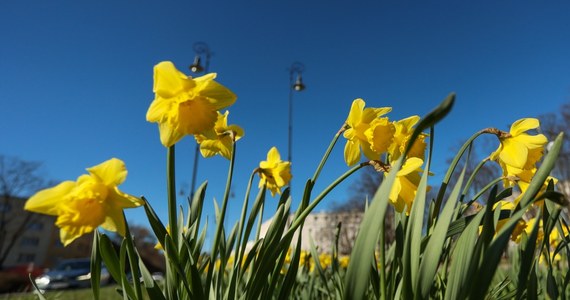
[[431, 129, 490, 226], [458, 158, 491, 212], [379, 217, 387, 300], [284, 163, 365, 241], [311, 126, 345, 183], [232, 171, 257, 274], [461, 158, 490, 199], [205, 139, 237, 297], [463, 177, 504, 211], [286, 125, 346, 232], [255, 201, 265, 241], [167, 145, 178, 246], [123, 217, 143, 300]]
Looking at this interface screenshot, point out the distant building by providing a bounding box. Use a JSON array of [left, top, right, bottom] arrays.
[[0, 196, 92, 270], [252, 211, 363, 255]]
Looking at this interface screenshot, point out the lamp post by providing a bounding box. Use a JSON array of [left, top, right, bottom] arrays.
[[288, 62, 306, 165], [189, 42, 212, 199]]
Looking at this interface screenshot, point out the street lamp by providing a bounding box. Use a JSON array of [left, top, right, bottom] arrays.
[[288, 62, 306, 165], [189, 42, 212, 199]]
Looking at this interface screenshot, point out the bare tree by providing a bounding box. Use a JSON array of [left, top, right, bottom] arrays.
[[129, 225, 165, 273], [539, 103, 570, 198], [0, 155, 49, 269]]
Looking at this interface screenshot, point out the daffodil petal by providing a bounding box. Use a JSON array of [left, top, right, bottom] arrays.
[[360, 140, 379, 161], [489, 145, 502, 161], [159, 122, 185, 147], [24, 181, 76, 215], [146, 97, 172, 122], [59, 227, 82, 247], [87, 158, 127, 186], [397, 157, 424, 176], [153, 61, 194, 97], [362, 107, 391, 123], [510, 118, 539, 136], [499, 139, 528, 169], [194, 73, 237, 110], [388, 178, 404, 211], [227, 124, 245, 139], [346, 99, 365, 127], [108, 188, 144, 209], [399, 177, 417, 213], [361, 107, 378, 124], [515, 133, 548, 149], [344, 140, 361, 166], [267, 147, 281, 162], [100, 208, 127, 236], [398, 115, 420, 131], [200, 139, 229, 159]]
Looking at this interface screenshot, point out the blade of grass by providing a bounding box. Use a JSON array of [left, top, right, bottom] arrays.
[[469, 132, 563, 299], [418, 164, 465, 298], [90, 231, 102, 300]]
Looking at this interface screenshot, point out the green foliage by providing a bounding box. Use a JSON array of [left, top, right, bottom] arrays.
[[28, 93, 568, 300]]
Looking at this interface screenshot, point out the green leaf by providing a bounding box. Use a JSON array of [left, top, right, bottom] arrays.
[[138, 248, 166, 300], [91, 231, 102, 300], [469, 133, 563, 299], [119, 240, 130, 300], [403, 155, 429, 298], [343, 158, 401, 300], [142, 197, 168, 250], [188, 181, 207, 236], [445, 209, 485, 300], [278, 227, 304, 300], [123, 220, 143, 300], [418, 163, 464, 298], [517, 210, 541, 299], [164, 234, 193, 298], [98, 234, 124, 288], [309, 235, 332, 298], [180, 237, 205, 300]]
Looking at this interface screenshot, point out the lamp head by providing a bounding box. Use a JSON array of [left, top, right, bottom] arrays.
[[293, 74, 305, 91], [189, 55, 204, 73]]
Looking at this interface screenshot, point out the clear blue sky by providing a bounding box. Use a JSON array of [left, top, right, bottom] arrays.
[[2, 1, 570, 239]]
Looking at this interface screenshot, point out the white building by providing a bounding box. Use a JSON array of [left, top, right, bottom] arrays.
[[251, 211, 363, 255]]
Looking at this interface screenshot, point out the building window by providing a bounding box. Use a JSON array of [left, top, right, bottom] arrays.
[[27, 222, 44, 231], [17, 253, 35, 263], [20, 237, 40, 247], [0, 203, 11, 212]]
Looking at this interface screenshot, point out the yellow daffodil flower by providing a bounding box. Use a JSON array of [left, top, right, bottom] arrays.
[[386, 157, 424, 214], [338, 256, 350, 268], [388, 115, 427, 162], [366, 117, 395, 155], [146, 61, 237, 147], [319, 253, 332, 270], [194, 111, 244, 159], [24, 158, 144, 246], [493, 200, 526, 242], [343, 98, 392, 166], [477, 201, 526, 243], [490, 118, 548, 184], [514, 168, 558, 207], [521, 218, 568, 263], [258, 147, 292, 197]]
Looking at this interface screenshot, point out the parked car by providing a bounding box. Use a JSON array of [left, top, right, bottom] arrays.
[[34, 258, 110, 290]]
